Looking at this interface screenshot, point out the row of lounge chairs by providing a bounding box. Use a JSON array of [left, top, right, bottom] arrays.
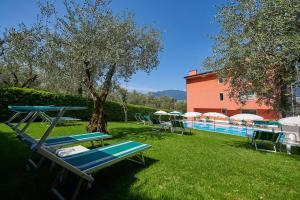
[[6, 106, 152, 200], [135, 113, 188, 135]]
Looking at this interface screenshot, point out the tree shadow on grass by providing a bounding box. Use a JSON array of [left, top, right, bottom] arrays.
[[0, 130, 53, 199], [79, 157, 159, 200], [108, 126, 175, 141]]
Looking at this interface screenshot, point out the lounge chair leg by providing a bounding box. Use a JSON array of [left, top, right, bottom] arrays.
[[127, 153, 145, 165], [286, 144, 292, 155], [37, 157, 45, 168], [71, 178, 84, 200], [51, 169, 66, 200], [50, 162, 56, 171], [254, 141, 258, 151]]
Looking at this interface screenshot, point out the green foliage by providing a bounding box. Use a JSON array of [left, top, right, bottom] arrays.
[[205, 0, 300, 113], [108, 89, 187, 112], [0, 87, 158, 122], [0, 23, 43, 88]]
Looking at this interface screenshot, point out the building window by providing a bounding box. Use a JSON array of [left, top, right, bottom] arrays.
[[221, 108, 227, 114], [241, 109, 257, 115], [239, 91, 256, 101], [219, 93, 224, 101]]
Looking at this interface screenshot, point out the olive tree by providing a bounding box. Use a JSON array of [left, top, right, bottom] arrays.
[[43, 0, 161, 132], [0, 24, 43, 87], [205, 0, 300, 115]]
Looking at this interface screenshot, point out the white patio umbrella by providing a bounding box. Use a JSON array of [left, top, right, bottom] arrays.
[[203, 112, 227, 118], [278, 116, 300, 126], [182, 112, 202, 128], [154, 110, 168, 115], [203, 112, 228, 131], [182, 112, 202, 118], [154, 110, 168, 121], [230, 114, 263, 121], [168, 111, 183, 120], [169, 111, 182, 116], [230, 113, 263, 135]]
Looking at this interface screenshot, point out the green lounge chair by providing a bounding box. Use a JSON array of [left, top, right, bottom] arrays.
[[150, 118, 161, 129], [143, 115, 152, 125], [205, 117, 213, 123], [134, 113, 145, 124], [171, 120, 186, 135], [252, 130, 283, 152]]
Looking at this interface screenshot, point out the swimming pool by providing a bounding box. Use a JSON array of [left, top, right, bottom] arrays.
[[184, 121, 253, 137]]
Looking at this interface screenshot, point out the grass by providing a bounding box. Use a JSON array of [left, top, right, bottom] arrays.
[[0, 121, 300, 199]]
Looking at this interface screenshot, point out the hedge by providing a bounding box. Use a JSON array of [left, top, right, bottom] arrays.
[[0, 87, 160, 122]]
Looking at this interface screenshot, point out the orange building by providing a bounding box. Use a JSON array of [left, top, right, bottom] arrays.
[[185, 70, 278, 120]]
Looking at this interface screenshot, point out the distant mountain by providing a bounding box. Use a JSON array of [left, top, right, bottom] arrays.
[[154, 90, 186, 100]]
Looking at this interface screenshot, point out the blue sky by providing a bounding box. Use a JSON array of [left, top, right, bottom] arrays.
[[0, 0, 226, 92]]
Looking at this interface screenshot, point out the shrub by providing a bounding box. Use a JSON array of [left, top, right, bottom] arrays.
[[0, 87, 159, 122]]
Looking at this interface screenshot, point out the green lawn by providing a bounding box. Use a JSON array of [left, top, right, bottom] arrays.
[[0, 121, 300, 200]]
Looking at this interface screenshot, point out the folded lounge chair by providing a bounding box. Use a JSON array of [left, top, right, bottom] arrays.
[[5, 105, 112, 148], [252, 130, 283, 152]]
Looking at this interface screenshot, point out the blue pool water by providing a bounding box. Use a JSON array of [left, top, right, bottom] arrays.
[[184, 122, 253, 137]]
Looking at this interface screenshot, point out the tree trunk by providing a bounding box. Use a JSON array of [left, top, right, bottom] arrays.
[[122, 103, 128, 123], [88, 97, 108, 133], [84, 62, 116, 133]]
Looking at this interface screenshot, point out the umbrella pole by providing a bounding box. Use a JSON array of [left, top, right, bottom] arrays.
[[214, 118, 215, 132]]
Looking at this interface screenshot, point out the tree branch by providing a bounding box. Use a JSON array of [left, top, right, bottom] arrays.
[[83, 67, 99, 100], [99, 63, 117, 102], [21, 74, 38, 88], [11, 72, 19, 86]]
